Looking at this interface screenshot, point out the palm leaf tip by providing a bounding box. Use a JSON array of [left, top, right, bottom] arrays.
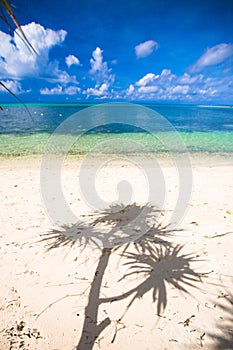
[[0, 81, 33, 120]]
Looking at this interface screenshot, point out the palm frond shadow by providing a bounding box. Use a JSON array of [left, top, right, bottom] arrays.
[[39, 203, 204, 350], [210, 293, 233, 349], [40, 221, 104, 251], [101, 244, 202, 316], [90, 202, 158, 228], [40, 202, 169, 251]]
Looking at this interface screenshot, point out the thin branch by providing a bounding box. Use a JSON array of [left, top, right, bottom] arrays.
[[204, 232, 233, 239], [35, 293, 80, 320]]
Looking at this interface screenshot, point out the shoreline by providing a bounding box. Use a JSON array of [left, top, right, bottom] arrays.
[[0, 151, 233, 166]]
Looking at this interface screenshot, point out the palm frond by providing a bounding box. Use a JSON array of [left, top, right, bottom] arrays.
[[0, 0, 36, 116], [0, 0, 37, 54], [0, 81, 33, 120]]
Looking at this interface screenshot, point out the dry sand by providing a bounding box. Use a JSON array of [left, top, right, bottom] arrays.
[[0, 155, 233, 350]]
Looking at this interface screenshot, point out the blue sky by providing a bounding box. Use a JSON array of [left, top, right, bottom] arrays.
[[0, 0, 233, 104]]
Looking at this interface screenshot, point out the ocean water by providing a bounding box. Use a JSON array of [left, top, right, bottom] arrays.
[[0, 103, 233, 157]]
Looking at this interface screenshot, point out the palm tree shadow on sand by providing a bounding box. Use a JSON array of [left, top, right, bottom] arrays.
[[209, 292, 233, 349], [40, 203, 205, 350]]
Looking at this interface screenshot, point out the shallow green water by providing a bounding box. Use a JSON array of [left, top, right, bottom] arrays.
[[1, 131, 233, 156]]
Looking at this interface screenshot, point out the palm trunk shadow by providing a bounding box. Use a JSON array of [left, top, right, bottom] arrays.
[[76, 248, 111, 350]]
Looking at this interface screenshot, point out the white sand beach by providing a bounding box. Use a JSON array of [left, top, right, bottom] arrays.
[[0, 155, 233, 350]]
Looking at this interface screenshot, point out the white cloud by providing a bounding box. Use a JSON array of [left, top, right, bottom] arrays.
[[126, 84, 135, 95], [172, 85, 189, 94], [190, 43, 233, 72], [89, 47, 114, 85], [0, 22, 77, 84], [0, 80, 29, 94], [48, 71, 77, 84], [193, 87, 217, 96], [65, 54, 80, 67], [135, 40, 159, 58], [15, 22, 67, 57], [40, 85, 81, 95], [84, 47, 114, 98], [179, 72, 204, 84], [159, 69, 176, 81], [90, 47, 104, 74], [138, 85, 159, 93], [136, 73, 158, 86], [84, 83, 108, 97]]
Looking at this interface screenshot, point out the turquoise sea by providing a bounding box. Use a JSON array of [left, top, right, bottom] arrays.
[[0, 103, 233, 157]]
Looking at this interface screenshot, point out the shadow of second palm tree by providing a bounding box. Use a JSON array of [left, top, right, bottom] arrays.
[[210, 292, 233, 349]]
